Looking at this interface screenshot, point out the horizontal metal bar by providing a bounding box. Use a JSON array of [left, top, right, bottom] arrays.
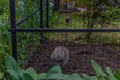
[[8, 28, 120, 32], [16, 9, 40, 26]]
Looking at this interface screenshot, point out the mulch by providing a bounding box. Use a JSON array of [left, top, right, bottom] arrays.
[[23, 40, 120, 75]]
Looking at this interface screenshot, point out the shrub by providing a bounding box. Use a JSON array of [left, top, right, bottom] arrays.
[[2, 55, 120, 80]]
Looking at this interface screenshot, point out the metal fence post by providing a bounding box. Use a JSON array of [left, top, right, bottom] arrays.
[[9, 0, 18, 61], [46, 0, 49, 28], [39, 0, 44, 42], [40, 0, 43, 28]]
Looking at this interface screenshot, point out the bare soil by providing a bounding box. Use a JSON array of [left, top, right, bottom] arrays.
[[24, 40, 120, 75]]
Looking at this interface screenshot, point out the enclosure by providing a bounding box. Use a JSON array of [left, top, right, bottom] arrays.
[[9, 0, 120, 75]]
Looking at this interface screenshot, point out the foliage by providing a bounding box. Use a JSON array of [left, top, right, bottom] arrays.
[[0, 0, 54, 77], [4, 55, 42, 80], [0, 0, 120, 79], [0, 0, 42, 79], [0, 0, 55, 72], [3, 55, 120, 80], [114, 69, 120, 79], [0, 0, 11, 79], [83, 0, 120, 42], [87, 0, 120, 28]]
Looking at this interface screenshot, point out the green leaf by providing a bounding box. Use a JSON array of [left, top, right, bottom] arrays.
[[65, 73, 82, 80], [19, 69, 25, 80], [64, 73, 83, 80], [48, 64, 62, 73], [70, 73, 81, 80], [24, 67, 37, 80], [6, 55, 20, 73], [6, 69, 20, 80], [64, 75, 72, 80], [47, 73, 65, 80], [47, 64, 62, 78], [91, 59, 106, 77], [37, 73, 47, 80], [106, 67, 117, 80], [23, 73, 34, 80], [82, 74, 94, 80], [0, 71, 4, 79], [91, 76, 97, 80], [115, 69, 120, 79]]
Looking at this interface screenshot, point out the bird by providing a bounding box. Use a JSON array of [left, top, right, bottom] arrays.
[[65, 16, 71, 23], [50, 46, 69, 67]]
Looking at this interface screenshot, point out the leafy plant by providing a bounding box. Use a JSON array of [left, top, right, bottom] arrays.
[[4, 55, 120, 80], [4, 55, 46, 80], [114, 69, 120, 80]]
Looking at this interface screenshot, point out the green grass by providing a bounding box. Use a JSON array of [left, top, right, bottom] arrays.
[[50, 12, 87, 29], [47, 12, 120, 44]]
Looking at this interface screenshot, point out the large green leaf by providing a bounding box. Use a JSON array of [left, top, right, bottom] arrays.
[[0, 71, 4, 79], [48, 64, 62, 73], [64, 73, 82, 80], [47, 73, 65, 80], [23, 73, 34, 80], [19, 69, 25, 80], [91, 59, 106, 77], [37, 73, 47, 80], [6, 55, 20, 73], [64, 75, 72, 80], [115, 69, 120, 80], [24, 67, 37, 80], [106, 67, 117, 80], [6, 69, 20, 80], [70, 73, 81, 80], [82, 74, 95, 80], [47, 64, 62, 78]]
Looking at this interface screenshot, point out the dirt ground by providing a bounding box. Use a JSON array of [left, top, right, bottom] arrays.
[[24, 40, 120, 75]]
